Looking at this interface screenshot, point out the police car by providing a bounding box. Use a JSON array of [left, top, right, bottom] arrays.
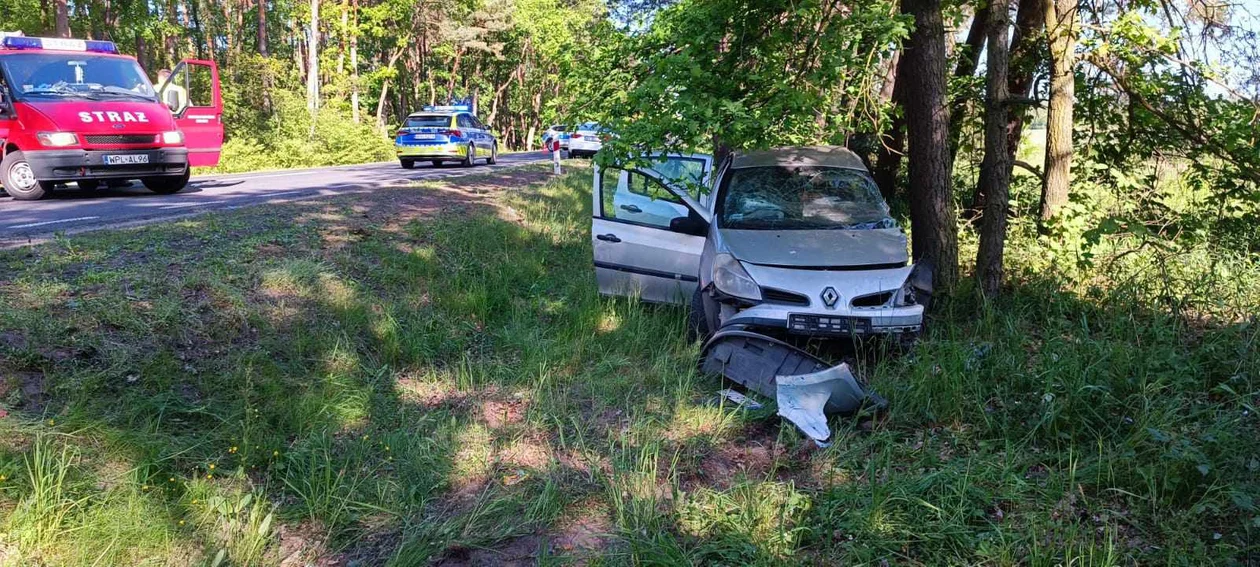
[[394, 105, 497, 169]]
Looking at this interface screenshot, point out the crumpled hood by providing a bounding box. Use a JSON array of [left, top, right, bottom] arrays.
[[719, 228, 909, 268]]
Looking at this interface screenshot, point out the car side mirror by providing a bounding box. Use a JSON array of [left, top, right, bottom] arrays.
[[669, 210, 709, 237], [164, 89, 180, 113]]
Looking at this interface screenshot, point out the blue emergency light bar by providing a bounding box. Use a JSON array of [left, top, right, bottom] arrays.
[[0, 35, 119, 54], [423, 104, 472, 112]]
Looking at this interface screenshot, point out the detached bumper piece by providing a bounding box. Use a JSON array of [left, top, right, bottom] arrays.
[[700, 326, 886, 445]]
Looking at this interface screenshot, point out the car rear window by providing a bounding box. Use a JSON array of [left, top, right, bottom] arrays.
[[405, 115, 453, 128]]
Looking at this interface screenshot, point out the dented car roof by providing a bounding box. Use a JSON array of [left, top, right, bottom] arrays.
[[732, 146, 868, 171]]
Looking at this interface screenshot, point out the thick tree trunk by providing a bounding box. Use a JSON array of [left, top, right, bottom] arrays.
[[901, 0, 959, 289], [307, 0, 320, 114], [54, 0, 70, 37], [1040, 0, 1077, 224], [947, 3, 990, 156], [976, 0, 1013, 297]]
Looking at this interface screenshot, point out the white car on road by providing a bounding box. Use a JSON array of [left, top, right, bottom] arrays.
[[568, 122, 607, 158]]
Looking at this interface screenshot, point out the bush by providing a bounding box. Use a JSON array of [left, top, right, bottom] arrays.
[[200, 88, 394, 174]]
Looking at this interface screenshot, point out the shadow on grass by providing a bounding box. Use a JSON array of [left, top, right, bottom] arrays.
[[0, 164, 1256, 565]]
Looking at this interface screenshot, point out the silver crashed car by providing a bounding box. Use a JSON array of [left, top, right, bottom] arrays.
[[591, 145, 930, 342], [591, 146, 930, 444]]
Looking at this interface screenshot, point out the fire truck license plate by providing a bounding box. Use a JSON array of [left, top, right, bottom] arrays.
[[104, 154, 149, 165]]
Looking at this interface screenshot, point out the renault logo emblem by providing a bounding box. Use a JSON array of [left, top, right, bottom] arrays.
[[821, 287, 839, 308]]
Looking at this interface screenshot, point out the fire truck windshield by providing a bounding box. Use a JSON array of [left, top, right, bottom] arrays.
[[0, 52, 156, 102]]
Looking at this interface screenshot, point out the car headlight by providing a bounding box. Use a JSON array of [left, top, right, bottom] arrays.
[[893, 280, 918, 307], [712, 253, 762, 301], [37, 132, 79, 147], [162, 131, 184, 144]]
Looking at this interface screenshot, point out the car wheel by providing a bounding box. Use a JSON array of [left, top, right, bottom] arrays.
[[400, 159, 415, 169], [686, 288, 713, 343], [463, 144, 475, 167], [487, 144, 497, 165], [1, 151, 54, 201], [142, 169, 190, 195]]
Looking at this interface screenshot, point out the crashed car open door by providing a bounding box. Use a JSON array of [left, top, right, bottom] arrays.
[[591, 156, 712, 304]]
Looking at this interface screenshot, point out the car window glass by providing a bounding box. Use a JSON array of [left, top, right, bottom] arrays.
[[718, 166, 894, 230], [457, 114, 472, 129], [650, 157, 706, 200], [405, 115, 452, 128], [600, 168, 686, 229]]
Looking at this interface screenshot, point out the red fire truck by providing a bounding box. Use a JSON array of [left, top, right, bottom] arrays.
[[0, 33, 223, 200]]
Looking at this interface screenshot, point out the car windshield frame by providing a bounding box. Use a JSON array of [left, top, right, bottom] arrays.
[[715, 165, 895, 231], [0, 52, 157, 102], [404, 114, 454, 128]]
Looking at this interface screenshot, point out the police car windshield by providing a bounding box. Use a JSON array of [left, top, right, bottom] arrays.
[[404, 115, 453, 128], [0, 53, 157, 102]]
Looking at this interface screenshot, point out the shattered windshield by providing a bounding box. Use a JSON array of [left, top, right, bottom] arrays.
[[718, 166, 895, 230], [1, 53, 156, 102]]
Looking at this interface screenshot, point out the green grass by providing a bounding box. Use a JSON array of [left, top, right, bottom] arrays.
[[0, 164, 1257, 565]]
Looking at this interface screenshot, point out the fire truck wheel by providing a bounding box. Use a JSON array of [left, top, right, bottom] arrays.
[[1, 151, 54, 201], [142, 170, 190, 195]]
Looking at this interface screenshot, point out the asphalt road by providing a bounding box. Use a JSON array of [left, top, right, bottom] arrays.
[[0, 151, 552, 243]]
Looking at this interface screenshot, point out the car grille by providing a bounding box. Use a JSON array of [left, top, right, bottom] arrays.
[[84, 134, 157, 145], [761, 287, 810, 306], [851, 291, 895, 307]]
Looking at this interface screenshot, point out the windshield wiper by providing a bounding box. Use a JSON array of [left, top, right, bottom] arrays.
[[22, 89, 76, 97], [94, 89, 156, 101]]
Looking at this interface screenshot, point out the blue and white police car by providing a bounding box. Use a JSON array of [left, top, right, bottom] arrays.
[[394, 104, 497, 169]]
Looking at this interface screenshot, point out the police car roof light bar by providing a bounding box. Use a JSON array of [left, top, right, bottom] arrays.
[[423, 104, 472, 112], [0, 35, 120, 54]]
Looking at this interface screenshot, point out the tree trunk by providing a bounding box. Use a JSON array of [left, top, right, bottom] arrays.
[[873, 55, 905, 201], [901, 0, 959, 289], [968, 0, 1044, 214], [257, 0, 268, 56], [349, 0, 359, 123], [54, 0, 70, 37], [1040, 0, 1077, 224], [976, 0, 1013, 297], [307, 0, 320, 115], [947, 3, 990, 157]]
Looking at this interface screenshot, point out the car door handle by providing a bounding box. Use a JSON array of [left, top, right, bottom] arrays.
[[596, 233, 621, 243], [620, 204, 642, 213]]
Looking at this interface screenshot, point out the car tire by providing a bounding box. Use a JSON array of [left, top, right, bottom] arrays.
[[487, 144, 497, 165], [463, 144, 475, 167], [686, 288, 713, 343], [401, 159, 416, 169], [1, 151, 54, 201], [142, 169, 190, 195]]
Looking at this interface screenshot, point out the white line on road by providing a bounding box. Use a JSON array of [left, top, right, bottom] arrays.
[[7, 216, 101, 229]]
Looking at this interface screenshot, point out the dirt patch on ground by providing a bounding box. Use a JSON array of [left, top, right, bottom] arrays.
[[275, 520, 337, 567], [551, 500, 615, 559], [435, 535, 548, 567], [0, 368, 48, 412]]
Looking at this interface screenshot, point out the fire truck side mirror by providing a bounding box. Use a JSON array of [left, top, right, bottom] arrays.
[[164, 89, 180, 113]]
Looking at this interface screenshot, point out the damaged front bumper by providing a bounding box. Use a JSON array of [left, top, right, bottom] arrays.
[[700, 326, 886, 444]]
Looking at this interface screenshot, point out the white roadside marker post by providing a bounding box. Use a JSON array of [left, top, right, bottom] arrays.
[[551, 139, 562, 175]]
